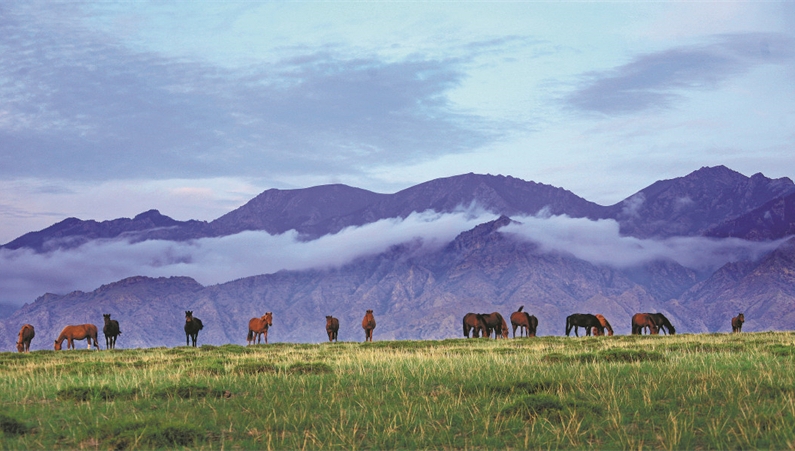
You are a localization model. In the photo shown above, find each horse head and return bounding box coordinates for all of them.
[264,312,273,326]
[185,311,193,321]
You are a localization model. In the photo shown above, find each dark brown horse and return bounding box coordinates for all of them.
[591,314,614,336]
[247,312,273,345]
[631,313,659,335]
[184,311,204,347]
[649,313,676,335]
[566,313,603,337]
[732,313,745,333]
[362,309,376,342]
[510,306,538,338]
[463,313,487,338]
[102,314,121,349]
[54,324,99,350]
[326,316,339,342]
[481,312,508,339]
[16,324,35,353]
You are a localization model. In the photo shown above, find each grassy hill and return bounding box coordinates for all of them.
[2,333,795,449]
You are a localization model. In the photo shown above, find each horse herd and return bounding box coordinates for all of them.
[12,307,748,353]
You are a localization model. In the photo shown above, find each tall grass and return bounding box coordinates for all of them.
[1,333,794,449]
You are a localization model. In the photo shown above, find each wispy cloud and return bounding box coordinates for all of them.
[0,3,496,182]
[566,33,795,115]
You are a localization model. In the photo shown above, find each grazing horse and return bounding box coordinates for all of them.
[184,311,204,347]
[16,324,35,353]
[102,314,121,350]
[362,310,376,342]
[631,313,659,335]
[565,313,603,337]
[649,313,676,335]
[463,313,487,338]
[510,306,538,338]
[326,316,339,342]
[732,313,745,333]
[54,324,99,350]
[481,312,509,339]
[247,312,273,345]
[591,314,614,336]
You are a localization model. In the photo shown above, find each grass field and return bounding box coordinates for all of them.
[2,332,795,450]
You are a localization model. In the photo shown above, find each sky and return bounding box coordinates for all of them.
[1,1,795,305]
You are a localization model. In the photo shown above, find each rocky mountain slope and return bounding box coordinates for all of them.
[2,165,795,349]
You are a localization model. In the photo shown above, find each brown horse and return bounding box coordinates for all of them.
[732,313,745,333]
[102,314,121,349]
[510,306,538,338]
[362,309,376,342]
[631,313,659,335]
[184,311,204,347]
[247,312,273,345]
[54,324,99,350]
[566,313,602,337]
[463,313,487,338]
[481,312,508,339]
[648,313,676,335]
[16,324,35,353]
[326,316,339,342]
[591,314,614,336]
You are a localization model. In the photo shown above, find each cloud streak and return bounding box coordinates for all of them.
[566,33,795,115]
[0,3,496,182]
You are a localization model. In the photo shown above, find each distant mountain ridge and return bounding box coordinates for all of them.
[4,166,794,252]
[3,165,795,350]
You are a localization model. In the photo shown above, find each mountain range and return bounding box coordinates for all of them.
[2,165,795,350]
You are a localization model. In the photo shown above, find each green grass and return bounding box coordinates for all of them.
[2,333,795,449]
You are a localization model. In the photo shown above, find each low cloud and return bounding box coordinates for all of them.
[503,213,785,270]
[0,208,497,306]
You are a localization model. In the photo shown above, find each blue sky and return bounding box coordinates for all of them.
[1,1,794,244]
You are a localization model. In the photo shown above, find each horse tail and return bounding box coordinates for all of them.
[463,317,468,337]
[196,318,204,330]
[247,329,253,342]
[565,316,571,336]
[518,305,524,312]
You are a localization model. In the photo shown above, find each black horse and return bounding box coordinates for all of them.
[102,313,121,349]
[184,311,204,347]
[565,313,603,337]
[649,313,676,335]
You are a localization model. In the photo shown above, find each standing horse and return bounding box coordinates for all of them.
[591,314,614,336]
[565,314,603,337]
[54,324,99,350]
[16,324,35,353]
[362,310,376,342]
[326,316,339,342]
[463,313,487,338]
[631,313,659,335]
[732,313,745,333]
[510,306,538,338]
[102,314,121,349]
[247,312,273,345]
[481,312,508,339]
[184,311,204,347]
[649,313,676,335]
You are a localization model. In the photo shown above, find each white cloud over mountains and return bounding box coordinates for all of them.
[0,207,786,308]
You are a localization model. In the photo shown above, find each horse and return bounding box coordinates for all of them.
[362,309,376,342]
[326,316,339,342]
[510,306,538,338]
[481,312,508,339]
[16,324,35,353]
[649,313,676,335]
[54,324,99,350]
[102,314,121,349]
[565,313,603,337]
[732,313,745,333]
[631,313,659,335]
[463,313,487,338]
[184,311,204,347]
[247,312,273,345]
[590,314,613,336]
